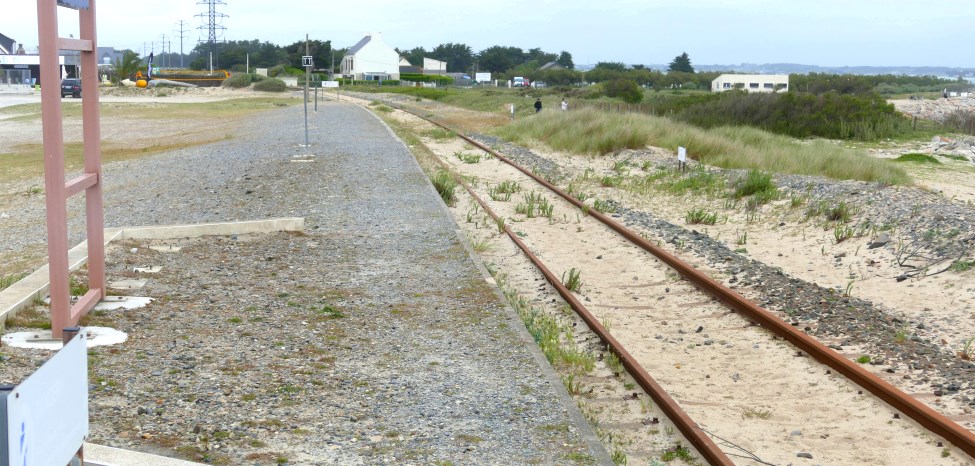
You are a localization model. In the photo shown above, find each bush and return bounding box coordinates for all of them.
[603,79,643,103]
[222,73,252,88]
[253,78,286,92]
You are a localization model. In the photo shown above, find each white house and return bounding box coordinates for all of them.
[712,74,789,93]
[340,32,399,81]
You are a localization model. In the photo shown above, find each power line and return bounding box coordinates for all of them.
[173,20,189,68]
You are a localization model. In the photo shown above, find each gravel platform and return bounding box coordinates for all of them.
[1,101,608,464]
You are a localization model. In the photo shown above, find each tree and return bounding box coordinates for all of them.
[283,39,332,70]
[525,47,557,66]
[604,79,643,103]
[430,43,474,73]
[556,51,574,70]
[112,50,142,84]
[398,46,427,66]
[595,61,627,72]
[668,52,694,73]
[477,46,524,73]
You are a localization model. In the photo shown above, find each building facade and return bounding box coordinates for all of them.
[711,74,789,93]
[341,33,399,81]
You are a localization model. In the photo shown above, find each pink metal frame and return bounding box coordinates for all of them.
[37,0,105,338]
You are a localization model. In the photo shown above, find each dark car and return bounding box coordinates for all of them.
[61,79,81,98]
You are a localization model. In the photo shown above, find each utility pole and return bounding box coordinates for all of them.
[160,34,167,68]
[174,20,189,68]
[303,34,310,146]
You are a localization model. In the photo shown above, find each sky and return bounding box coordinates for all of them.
[2,0,973,68]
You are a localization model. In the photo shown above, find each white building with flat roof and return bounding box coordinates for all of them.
[712,74,789,93]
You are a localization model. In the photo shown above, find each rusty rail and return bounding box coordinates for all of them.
[397,106,975,462]
[450,169,734,466]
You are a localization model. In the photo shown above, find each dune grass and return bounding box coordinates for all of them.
[494,108,911,185]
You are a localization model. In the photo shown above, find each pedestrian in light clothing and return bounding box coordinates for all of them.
[534,98,542,113]
[561,99,568,111]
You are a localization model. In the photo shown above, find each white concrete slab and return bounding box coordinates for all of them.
[133,266,162,274]
[84,442,203,466]
[3,326,127,349]
[93,296,153,311]
[148,244,182,253]
[107,279,147,291]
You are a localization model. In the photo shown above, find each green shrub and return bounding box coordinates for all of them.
[603,79,643,103]
[221,73,252,88]
[431,170,457,206]
[894,153,941,164]
[733,170,777,200]
[254,78,286,92]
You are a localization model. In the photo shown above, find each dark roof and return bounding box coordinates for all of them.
[345,35,373,56]
[399,65,422,74]
[0,33,15,55]
[538,61,564,71]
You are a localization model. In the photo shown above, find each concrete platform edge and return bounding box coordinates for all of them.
[359,101,612,464]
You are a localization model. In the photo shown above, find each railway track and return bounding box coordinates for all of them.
[350,95,975,465]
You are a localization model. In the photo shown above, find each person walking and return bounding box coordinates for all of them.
[534,98,542,113]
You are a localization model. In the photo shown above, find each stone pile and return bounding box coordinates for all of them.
[893,96,975,122]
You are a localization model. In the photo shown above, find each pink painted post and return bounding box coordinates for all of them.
[78,0,106,312]
[37,0,105,338]
[37,0,71,338]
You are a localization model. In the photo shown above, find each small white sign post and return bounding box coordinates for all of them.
[677,146,687,173]
[1,331,88,465]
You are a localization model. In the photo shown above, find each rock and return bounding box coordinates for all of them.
[868,233,891,249]
[797,452,813,459]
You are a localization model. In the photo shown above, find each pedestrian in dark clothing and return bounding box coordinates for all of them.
[534,98,542,113]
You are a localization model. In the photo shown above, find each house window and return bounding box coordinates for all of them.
[749,83,759,89]
[723,83,731,89]
[764,83,774,89]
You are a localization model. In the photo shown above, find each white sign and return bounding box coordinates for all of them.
[302,56,313,67]
[57,0,90,9]
[322,81,340,88]
[475,72,491,83]
[3,332,88,466]
[678,146,687,162]
[0,55,65,66]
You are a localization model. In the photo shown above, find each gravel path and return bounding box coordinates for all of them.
[1,101,609,464]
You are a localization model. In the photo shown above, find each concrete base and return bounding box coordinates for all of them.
[2,326,127,349]
[84,443,203,465]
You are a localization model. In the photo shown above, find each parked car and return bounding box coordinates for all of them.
[60,78,81,98]
[532,81,547,88]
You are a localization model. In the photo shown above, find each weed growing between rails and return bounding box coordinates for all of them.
[492,273,702,466]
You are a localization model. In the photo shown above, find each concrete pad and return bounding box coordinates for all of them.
[93,296,152,311]
[148,244,182,253]
[84,443,203,466]
[133,266,162,274]
[3,326,127,349]
[107,279,147,291]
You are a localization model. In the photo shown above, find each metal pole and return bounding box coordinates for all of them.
[303,34,309,146]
